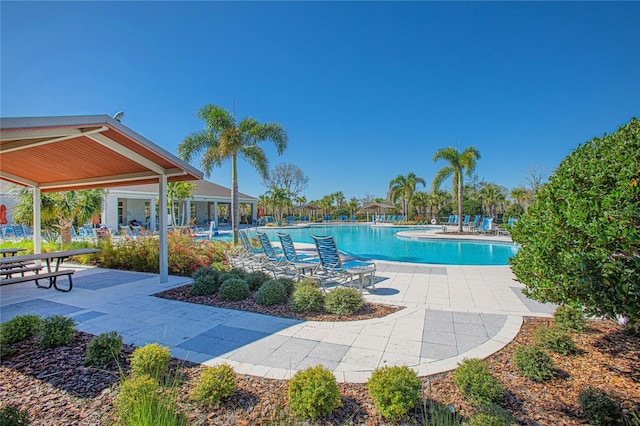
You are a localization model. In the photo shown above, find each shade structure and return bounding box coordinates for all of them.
[0,114,204,282]
[361,202,396,211]
[293,203,320,211]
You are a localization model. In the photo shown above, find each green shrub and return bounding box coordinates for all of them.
[579,388,623,425]
[218,278,250,302]
[367,365,421,422]
[468,405,515,426]
[276,277,296,296]
[513,345,555,382]
[130,343,171,379]
[85,331,123,366]
[254,280,288,306]
[190,363,236,407]
[220,268,246,282]
[38,315,76,349]
[325,287,363,315]
[0,404,31,425]
[294,278,319,291]
[98,232,232,277]
[290,285,324,312]
[533,326,578,355]
[246,271,271,291]
[287,365,341,419]
[0,314,41,346]
[190,266,221,295]
[114,374,187,426]
[452,359,504,405]
[503,203,525,221]
[422,400,462,425]
[554,305,586,333]
[510,118,640,325]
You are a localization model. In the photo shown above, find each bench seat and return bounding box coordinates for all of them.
[1,265,43,278]
[0,269,76,292]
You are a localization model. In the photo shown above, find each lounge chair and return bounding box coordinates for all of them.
[478,217,494,233]
[311,235,376,293]
[467,215,481,232]
[276,232,319,279]
[233,230,265,270]
[256,231,288,277]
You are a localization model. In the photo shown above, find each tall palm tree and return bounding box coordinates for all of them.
[388,173,426,220]
[432,146,481,232]
[179,104,288,243]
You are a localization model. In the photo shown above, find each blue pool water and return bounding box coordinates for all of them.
[250,224,518,265]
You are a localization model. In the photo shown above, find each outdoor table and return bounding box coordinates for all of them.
[0,248,101,291]
[0,247,26,257]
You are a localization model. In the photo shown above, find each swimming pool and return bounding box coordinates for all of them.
[251,224,518,265]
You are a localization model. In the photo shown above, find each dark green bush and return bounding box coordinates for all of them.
[38,315,76,349]
[190,363,236,407]
[533,326,578,355]
[510,118,640,325]
[190,266,221,295]
[254,279,288,306]
[220,268,246,283]
[218,278,250,302]
[0,404,31,426]
[452,358,504,405]
[276,277,296,296]
[290,285,324,312]
[554,305,586,333]
[579,388,623,425]
[287,365,341,419]
[245,271,271,291]
[325,287,363,315]
[130,343,171,379]
[0,315,41,346]
[367,365,421,421]
[513,345,555,382]
[85,331,123,366]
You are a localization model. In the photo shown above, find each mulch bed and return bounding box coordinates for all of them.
[155,283,404,321]
[1,317,638,424]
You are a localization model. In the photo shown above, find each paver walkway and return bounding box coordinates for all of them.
[0,262,554,383]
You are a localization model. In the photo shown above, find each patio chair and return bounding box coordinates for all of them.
[467,215,481,232]
[311,235,376,293]
[235,230,265,270]
[276,232,319,279]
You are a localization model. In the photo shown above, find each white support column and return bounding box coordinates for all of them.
[251,201,257,225]
[149,198,156,231]
[214,201,219,226]
[159,175,168,283]
[33,186,41,255]
[185,199,191,226]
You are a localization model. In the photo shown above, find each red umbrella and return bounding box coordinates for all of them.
[0,204,7,225]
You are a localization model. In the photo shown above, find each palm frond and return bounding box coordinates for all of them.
[201,149,227,176]
[179,130,218,162]
[460,146,481,176]
[432,166,454,192]
[240,145,269,179]
[432,147,460,166]
[249,122,288,154]
[198,104,235,133]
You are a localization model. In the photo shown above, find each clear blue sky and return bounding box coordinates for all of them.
[2,1,639,201]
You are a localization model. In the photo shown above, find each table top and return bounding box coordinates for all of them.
[0,248,26,256]
[0,248,101,265]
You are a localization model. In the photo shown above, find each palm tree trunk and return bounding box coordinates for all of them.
[60,219,73,246]
[458,175,463,233]
[231,154,239,244]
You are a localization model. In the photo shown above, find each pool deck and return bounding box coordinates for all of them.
[0,252,554,383]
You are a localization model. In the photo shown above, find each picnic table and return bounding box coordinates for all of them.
[0,247,26,257]
[0,248,101,292]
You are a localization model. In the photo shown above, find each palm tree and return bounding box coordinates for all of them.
[10,186,105,246]
[412,191,429,218]
[179,104,288,243]
[388,173,426,220]
[432,146,481,232]
[265,184,290,223]
[167,182,196,229]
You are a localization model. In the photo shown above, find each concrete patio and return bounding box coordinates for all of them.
[0,262,554,383]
